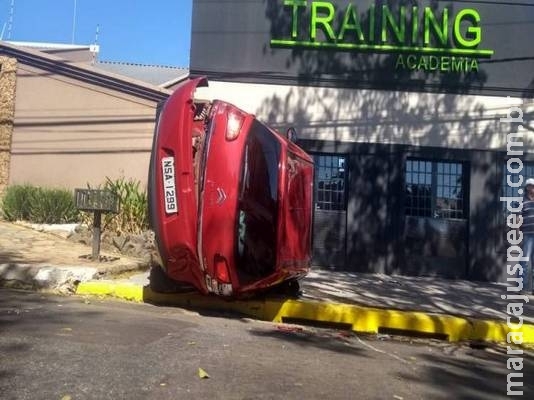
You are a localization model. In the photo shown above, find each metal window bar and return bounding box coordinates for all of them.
[405,159,466,220]
[314,155,347,211]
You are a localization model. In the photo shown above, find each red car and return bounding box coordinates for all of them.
[148,77,313,297]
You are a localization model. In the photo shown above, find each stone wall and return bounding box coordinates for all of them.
[0,56,17,195]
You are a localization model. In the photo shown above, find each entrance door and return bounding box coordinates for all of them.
[400,159,468,278]
[312,155,347,267]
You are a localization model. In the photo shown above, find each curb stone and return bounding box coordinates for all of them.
[0,264,99,292]
[76,280,534,345]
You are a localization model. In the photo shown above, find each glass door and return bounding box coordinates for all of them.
[312,154,347,267]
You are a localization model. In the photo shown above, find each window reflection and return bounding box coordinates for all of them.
[314,155,347,211]
[405,159,466,220]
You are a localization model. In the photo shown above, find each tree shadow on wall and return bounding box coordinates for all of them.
[259,0,515,282]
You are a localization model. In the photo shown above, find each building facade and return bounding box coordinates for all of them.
[0,42,173,191]
[189,0,534,282]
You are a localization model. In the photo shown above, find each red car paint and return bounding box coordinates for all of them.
[148,77,313,297]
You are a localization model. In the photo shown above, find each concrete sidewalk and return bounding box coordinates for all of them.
[1,220,532,343]
[0,221,147,291]
[302,269,534,323]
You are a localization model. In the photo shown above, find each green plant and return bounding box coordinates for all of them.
[1,184,39,221]
[28,187,80,224]
[81,177,148,235]
[0,184,79,223]
[1,179,148,230]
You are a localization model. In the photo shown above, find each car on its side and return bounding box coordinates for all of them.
[148,77,313,297]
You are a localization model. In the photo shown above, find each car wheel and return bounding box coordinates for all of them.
[148,264,196,293]
[269,279,302,298]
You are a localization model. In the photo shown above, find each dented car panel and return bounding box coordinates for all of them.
[148,77,313,297]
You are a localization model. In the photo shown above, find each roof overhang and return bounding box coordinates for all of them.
[0,41,172,103]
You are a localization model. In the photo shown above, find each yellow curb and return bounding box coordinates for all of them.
[76,281,534,344]
[77,281,144,302]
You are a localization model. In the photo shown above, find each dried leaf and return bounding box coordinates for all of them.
[198,367,210,379]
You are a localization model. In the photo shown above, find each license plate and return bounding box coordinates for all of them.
[161,157,178,214]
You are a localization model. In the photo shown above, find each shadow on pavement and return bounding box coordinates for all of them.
[302,268,534,323]
[248,325,368,356]
[397,345,534,399]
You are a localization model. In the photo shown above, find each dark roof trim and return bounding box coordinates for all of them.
[190,69,534,99]
[97,60,188,70]
[0,42,172,103]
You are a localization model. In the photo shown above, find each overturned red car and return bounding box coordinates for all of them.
[148,77,313,297]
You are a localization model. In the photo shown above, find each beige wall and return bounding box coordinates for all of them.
[10,63,160,190]
[8,68,532,192]
[196,81,533,153]
[0,56,17,194]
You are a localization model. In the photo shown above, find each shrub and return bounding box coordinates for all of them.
[1,184,79,223]
[81,177,149,235]
[105,176,149,235]
[2,178,148,234]
[28,187,80,224]
[1,184,39,221]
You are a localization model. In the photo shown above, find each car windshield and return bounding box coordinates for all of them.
[236,120,281,285]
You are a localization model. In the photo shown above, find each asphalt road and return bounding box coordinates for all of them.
[0,289,531,400]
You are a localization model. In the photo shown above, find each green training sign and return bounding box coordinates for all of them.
[270,0,494,73]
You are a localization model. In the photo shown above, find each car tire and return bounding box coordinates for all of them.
[148,264,196,293]
[269,279,302,298]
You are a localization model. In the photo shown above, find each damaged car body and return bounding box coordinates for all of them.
[148,77,314,297]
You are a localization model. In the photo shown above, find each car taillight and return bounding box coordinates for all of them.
[214,255,231,283]
[225,108,245,141]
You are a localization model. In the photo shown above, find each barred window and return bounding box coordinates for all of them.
[405,160,432,217]
[405,159,467,219]
[436,162,465,219]
[314,155,347,211]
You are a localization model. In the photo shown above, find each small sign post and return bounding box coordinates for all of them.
[74,189,119,261]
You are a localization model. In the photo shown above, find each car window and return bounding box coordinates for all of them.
[236,120,281,285]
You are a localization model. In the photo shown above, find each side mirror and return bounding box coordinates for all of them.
[286,127,298,143]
